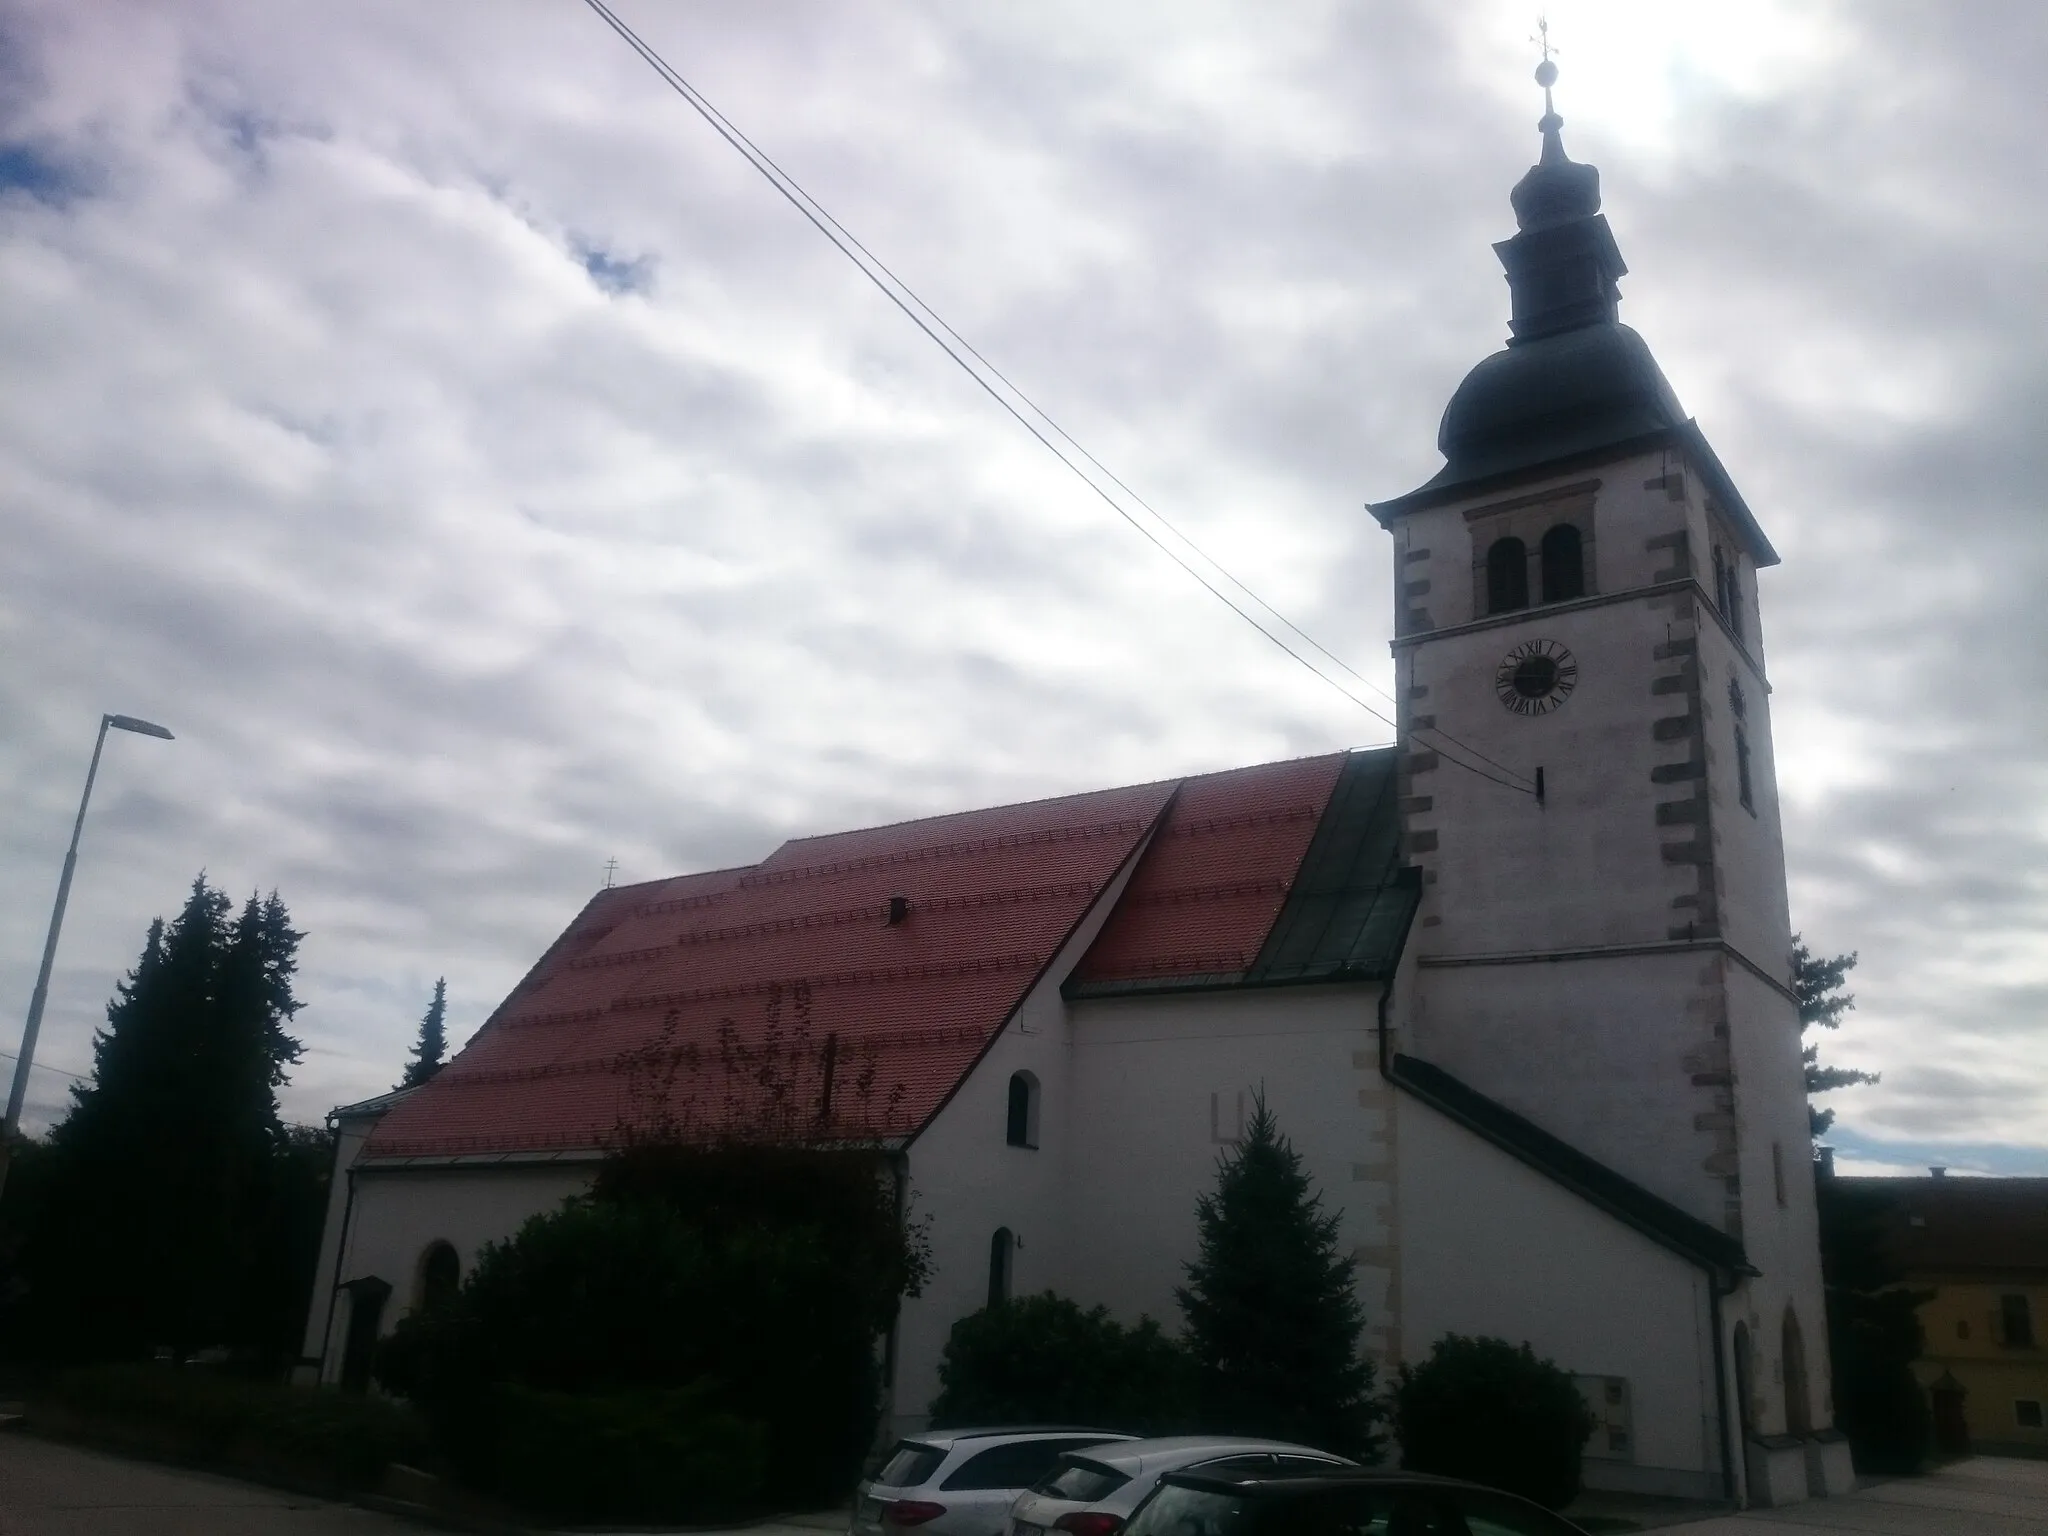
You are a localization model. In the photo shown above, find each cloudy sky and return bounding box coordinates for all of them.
[2,0,2041,1174]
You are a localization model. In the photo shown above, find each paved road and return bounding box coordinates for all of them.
[1670,1456,2048,1535]
[3,1429,2042,1536]
[0,1433,421,1535]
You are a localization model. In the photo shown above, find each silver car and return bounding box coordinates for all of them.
[1007,1436,1354,1536]
[853,1428,1138,1536]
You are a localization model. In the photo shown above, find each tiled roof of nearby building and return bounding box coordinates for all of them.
[1066,748,1415,998]
[1835,1175,2048,1278]
[1389,1054,1753,1275]
[361,751,1416,1162]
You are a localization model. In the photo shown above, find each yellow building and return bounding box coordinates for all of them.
[1851,1173,2048,1458]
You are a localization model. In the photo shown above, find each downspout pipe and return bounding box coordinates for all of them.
[318,1160,359,1387]
[1710,1269,1741,1505]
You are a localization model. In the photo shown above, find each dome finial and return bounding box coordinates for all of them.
[1530,16,1566,164]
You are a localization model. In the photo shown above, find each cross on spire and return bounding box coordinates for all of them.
[1531,16,1561,118]
[603,857,618,889]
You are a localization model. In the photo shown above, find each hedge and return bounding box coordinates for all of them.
[29,1363,429,1493]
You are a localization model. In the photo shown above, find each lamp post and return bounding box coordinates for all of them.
[0,713,174,1201]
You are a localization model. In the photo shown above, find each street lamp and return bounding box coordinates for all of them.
[0,713,175,1196]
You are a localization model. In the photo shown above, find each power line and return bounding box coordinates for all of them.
[579,0,1536,797]
[0,1048,87,1083]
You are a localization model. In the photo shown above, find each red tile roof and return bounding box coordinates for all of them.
[1837,1176,2048,1278]
[362,755,1355,1160]
[1071,754,1347,988]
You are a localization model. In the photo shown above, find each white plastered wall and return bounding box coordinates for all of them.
[1396,1092,1724,1500]
[314,1160,594,1384]
[887,822,1160,1432]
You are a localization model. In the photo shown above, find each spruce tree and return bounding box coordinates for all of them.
[399,977,449,1088]
[1794,935,1875,1138]
[24,877,307,1360]
[1176,1093,1384,1459]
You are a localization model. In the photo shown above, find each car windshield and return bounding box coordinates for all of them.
[1126,1484,1255,1536]
[1034,1456,1131,1500]
[874,1442,945,1488]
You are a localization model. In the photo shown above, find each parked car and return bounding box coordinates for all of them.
[1010,1436,1353,1536]
[1121,1466,1590,1536]
[854,1428,1140,1536]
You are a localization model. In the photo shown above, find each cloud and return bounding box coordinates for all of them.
[0,0,2041,1170]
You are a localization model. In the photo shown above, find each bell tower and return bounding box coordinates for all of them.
[1370,59,1830,1445]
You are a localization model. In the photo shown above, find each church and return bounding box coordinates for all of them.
[300,72,1854,1509]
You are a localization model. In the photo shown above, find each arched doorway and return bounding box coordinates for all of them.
[417,1240,460,1312]
[338,1276,391,1393]
[1782,1307,1813,1436]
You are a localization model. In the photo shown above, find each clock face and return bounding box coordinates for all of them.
[1495,638,1578,716]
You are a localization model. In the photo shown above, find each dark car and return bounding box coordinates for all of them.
[1121,1465,1589,1536]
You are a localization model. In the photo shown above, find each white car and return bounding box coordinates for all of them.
[853,1428,1139,1536]
[1007,1436,1354,1536]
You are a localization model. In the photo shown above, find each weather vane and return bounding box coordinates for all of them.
[603,857,618,889]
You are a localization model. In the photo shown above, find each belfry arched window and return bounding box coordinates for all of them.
[1486,537,1529,614]
[987,1227,1014,1309]
[1005,1071,1040,1149]
[1540,524,1585,602]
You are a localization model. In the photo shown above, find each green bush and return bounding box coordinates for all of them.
[36,1363,428,1490]
[378,1142,927,1512]
[484,1384,764,1524]
[1394,1335,1596,1510]
[930,1292,1197,1434]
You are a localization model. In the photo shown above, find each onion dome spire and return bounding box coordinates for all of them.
[1495,54,1625,342]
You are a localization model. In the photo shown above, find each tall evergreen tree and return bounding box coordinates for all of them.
[1176,1094,1384,1459]
[20,877,308,1361]
[399,977,449,1089]
[1794,935,1876,1138]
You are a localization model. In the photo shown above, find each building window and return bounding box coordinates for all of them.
[1958,1320,1971,1340]
[1005,1071,1039,1149]
[2002,1294,2036,1347]
[1772,1142,1788,1207]
[1713,543,1746,642]
[2019,1400,2045,1429]
[417,1241,460,1312]
[1735,727,1755,814]
[1540,524,1585,603]
[987,1227,1014,1309]
[1486,537,1529,614]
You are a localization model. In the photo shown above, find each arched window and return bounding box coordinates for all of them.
[1782,1307,1812,1435]
[1486,537,1529,614]
[417,1240,460,1312]
[1005,1071,1040,1149]
[1714,544,1746,642]
[1540,524,1585,603]
[987,1227,1014,1309]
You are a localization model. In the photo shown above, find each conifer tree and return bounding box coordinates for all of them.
[399,977,449,1089]
[23,877,308,1360]
[1176,1093,1384,1459]
[1794,935,1875,1138]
